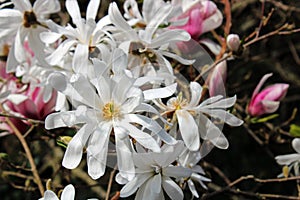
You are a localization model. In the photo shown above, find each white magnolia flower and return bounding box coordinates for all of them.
[41,0,112,77]
[178,149,211,198]
[120,142,192,200]
[39,184,98,200]
[275,138,300,177]
[45,71,176,181]
[109,2,194,76]
[156,81,243,151]
[0,0,60,71]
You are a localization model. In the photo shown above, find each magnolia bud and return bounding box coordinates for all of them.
[248,73,289,116]
[227,34,240,52]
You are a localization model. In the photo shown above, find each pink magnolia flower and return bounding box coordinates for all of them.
[171,0,223,39]
[248,73,289,117]
[8,85,57,120]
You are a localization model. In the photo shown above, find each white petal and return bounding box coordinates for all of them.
[86,122,111,179]
[11,0,32,12]
[148,30,190,49]
[143,83,177,100]
[202,95,237,109]
[66,0,82,30]
[115,126,135,182]
[188,179,199,198]
[14,26,27,63]
[161,50,195,65]
[201,109,243,126]
[63,124,93,169]
[121,122,161,152]
[150,174,162,194]
[6,94,28,105]
[189,82,202,107]
[142,4,172,43]
[124,114,177,145]
[33,0,61,16]
[162,176,183,200]
[40,31,62,44]
[72,43,89,74]
[108,2,132,32]
[61,184,75,200]
[86,0,100,20]
[0,9,22,39]
[163,166,192,179]
[112,48,127,76]
[293,138,300,153]
[46,39,77,66]
[120,173,152,197]
[275,154,300,165]
[43,190,59,200]
[28,28,48,66]
[176,110,200,151]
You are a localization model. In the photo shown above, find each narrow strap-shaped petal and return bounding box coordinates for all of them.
[163,166,192,179]
[72,43,89,74]
[176,110,200,151]
[275,154,300,165]
[33,0,61,16]
[115,126,135,182]
[124,114,177,145]
[121,122,161,152]
[148,30,190,49]
[120,173,152,197]
[142,3,172,43]
[86,122,111,179]
[66,0,83,31]
[11,0,32,12]
[86,0,100,20]
[62,124,94,169]
[162,176,184,200]
[143,83,177,100]
[60,184,75,200]
[200,109,243,126]
[189,82,202,107]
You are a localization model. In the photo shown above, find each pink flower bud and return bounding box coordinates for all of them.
[170,1,223,39]
[248,73,289,117]
[226,34,240,52]
[209,60,227,97]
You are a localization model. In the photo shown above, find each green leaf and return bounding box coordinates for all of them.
[250,114,279,124]
[289,124,300,137]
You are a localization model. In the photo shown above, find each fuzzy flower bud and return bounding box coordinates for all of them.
[248,73,289,117]
[226,34,240,52]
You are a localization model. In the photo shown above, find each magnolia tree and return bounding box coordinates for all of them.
[0,0,298,199]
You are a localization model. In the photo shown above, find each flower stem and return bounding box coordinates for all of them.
[0,104,45,196]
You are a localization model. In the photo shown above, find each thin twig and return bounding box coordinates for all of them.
[0,104,44,196]
[216,0,231,60]
[0,113,44,124]
[203,161,231,185]
[105,165,117,200]
[202,175,300,199]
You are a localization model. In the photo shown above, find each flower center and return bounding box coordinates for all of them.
[172,92,188,110]
[23,11,38,28]
[102,102,120,120]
